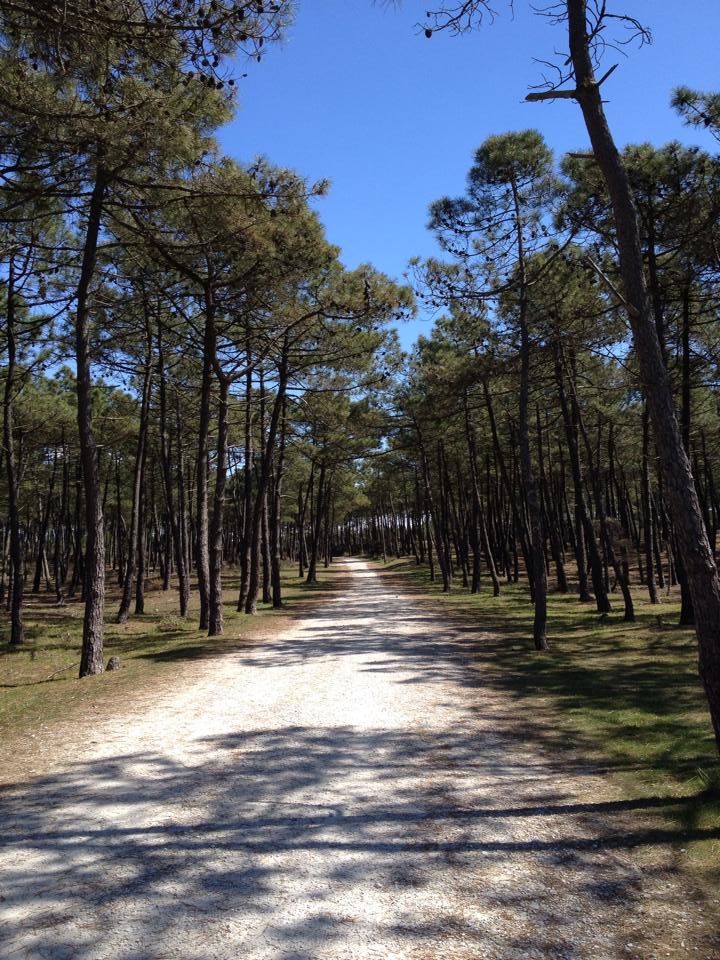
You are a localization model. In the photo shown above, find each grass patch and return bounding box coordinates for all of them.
[0,565,336,743]
[379,557,720,881]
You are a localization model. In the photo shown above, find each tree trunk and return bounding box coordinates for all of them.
[567,0,720,748]
[511,173,548,649]
[33,452,58,594]
[117,336,152,623]
[271,395,288,608]
[554,340,610,611]
[463,391,501,596]
[3,258,24,646]
[157,323,189,617]
[237,356,254,611]
[246,357,288,609]
[208,377,229,635]
[195,284,216,630]
[306,460,326,586]
[76,164,108,677]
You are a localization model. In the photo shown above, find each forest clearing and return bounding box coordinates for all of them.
[2,0,720,957]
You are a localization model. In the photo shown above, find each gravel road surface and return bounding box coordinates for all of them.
[0,558,716,959]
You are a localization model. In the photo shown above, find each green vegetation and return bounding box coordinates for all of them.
[1,0,720,888]
[382,558,720,876]
[0,567,336,740]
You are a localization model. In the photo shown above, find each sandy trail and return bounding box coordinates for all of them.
[0,558,716,959]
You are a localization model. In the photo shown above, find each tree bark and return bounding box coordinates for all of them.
[246,356,288,609]
[208,376,229,635]
[76,164,108,677]
[3,258,24,646]
[463,391,501,596]
[157,323,189,617]
[195,283,216,630]
[116,333,152,623]
[510,173,548,649]
[270,394,287,608]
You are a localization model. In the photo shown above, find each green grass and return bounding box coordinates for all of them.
[0,565,336,739]
[379,557,720,880]
[3,555,718,883]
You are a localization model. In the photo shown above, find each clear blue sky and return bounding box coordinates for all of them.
[219,1,719,349]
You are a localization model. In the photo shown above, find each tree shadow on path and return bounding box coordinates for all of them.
[1,560,718,959]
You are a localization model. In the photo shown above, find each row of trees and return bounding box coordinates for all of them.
[0,0,411,672]
[3,0,720,757]
[355,122,720,743]
[390,0,720,754]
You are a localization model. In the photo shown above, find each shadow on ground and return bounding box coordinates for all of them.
[0,561,718,959]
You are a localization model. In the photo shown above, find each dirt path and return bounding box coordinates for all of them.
[0,558,716,959]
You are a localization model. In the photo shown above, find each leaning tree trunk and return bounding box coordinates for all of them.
[566,0,720,749]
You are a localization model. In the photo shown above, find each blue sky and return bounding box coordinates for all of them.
[219,1,719,349]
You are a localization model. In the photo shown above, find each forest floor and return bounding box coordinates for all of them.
[0,566,338,778]
[1,557,719,959]
[385,558,720,881]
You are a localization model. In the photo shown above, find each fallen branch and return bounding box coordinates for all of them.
[45,662,77,682]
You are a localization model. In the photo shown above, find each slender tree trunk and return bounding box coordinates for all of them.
[306,460,326,586]
[135,479,146,615]
[237,354,254,610]
[33,452,58,594]
[511,174,548,649]
[195,283,216,630]
[297,474,311,579]
[259,371,272,604]
[246,357,288,610]
[208,377,229,635]
[157,323,189,617]
[415,422,451,591]
[3,258,24,646]
[641,407,659,605]
[463,391,501,596]
[576,399,634,621]
[554,340,609,611]
[76,164,108,677]
[482,379,532,590]
[53,440,69,606]
[538,407,568,593]
[116,338,152,623]
[271,395,287,608]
